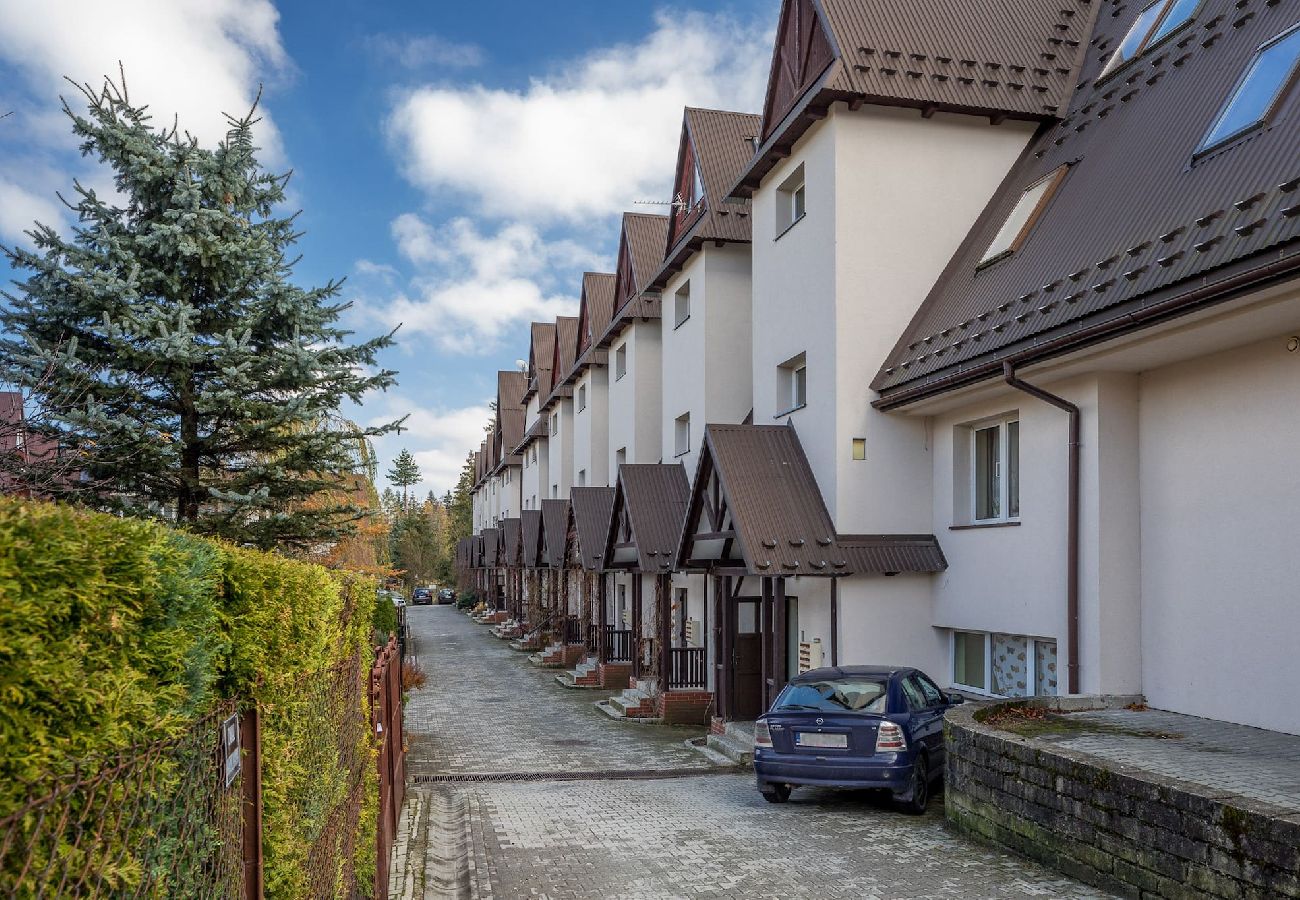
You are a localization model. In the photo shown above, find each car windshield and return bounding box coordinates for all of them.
[773,678,889,714]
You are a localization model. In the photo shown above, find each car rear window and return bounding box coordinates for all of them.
[773,679,889,714]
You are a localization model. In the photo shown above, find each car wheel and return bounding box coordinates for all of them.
[898,757,929,815]
[761,783,792,804]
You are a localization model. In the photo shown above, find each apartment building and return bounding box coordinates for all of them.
[460,0,1300,735]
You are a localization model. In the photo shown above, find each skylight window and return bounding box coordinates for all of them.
[1197,24,1300,155]
[1098,0,1200,81]
[979,167,1068,266]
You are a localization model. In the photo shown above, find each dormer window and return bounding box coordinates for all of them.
[1098,0,1201,81]
[691,163,705,208]
[978,166,1068,267]
[1196,24,1300,156]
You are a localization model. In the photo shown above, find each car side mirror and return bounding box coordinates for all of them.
[946,693,965,705]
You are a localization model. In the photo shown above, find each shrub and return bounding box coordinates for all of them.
[401,659,428,692]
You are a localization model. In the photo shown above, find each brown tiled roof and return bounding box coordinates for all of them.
[653,108,760,288]
[524,321,556,402]
[873,0,1300,405]
[732,0,1095,197]
[569,487,616,571]
[500,517,521,567]
[836,534,947,574]
[606,464,690,573]
[678,424,842,575]
[482,528,499,567]
[608,213,671,329]
[497,370,527,463]
[520,510,545,568]
[541,498,571,568]
[544,316,579,406]
[471,534,485,568]
[578,273,616,355]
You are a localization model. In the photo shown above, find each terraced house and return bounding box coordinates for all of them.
[458,0,1300,738]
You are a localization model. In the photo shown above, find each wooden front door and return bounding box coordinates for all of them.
[732,598,764,720]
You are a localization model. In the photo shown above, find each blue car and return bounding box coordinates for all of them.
[753,665,964,813]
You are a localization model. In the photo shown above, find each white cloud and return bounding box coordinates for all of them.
[385,9,771,223]
[353,259,400,283]
[367,396,494,498]
[0,0,289,154]
[365,33,484,69]
[376,215,606,352]
[0,174,68,243]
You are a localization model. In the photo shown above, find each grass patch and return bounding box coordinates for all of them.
[983,705,1183,740]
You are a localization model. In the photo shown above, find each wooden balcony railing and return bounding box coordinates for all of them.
[668,646,707,690]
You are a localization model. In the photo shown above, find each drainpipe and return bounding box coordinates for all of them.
[1002,361,1080,695]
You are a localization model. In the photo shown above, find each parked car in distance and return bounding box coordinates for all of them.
[389,593,406,608]
[437,588,456,604]
[753,665,963,813]
[412,587,433,605]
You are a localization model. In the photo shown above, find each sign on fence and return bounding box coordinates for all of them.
[222,713,242,788]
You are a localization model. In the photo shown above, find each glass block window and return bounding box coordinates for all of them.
[1035,640,1059,697]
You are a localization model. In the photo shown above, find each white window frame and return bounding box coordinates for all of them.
[775,163,807,238]
[577,384,587,412]
[577,469,586,487]
[614,343,627,381]
[775,352,807,416]
[949,630,1058,699]
[550,413,559,436]
[969,415,1019,524]
[674,412,691,458]
[673,281,691,329]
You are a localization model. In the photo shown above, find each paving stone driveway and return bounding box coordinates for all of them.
[393,606,1112,899]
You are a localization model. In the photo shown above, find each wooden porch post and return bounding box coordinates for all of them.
[658,574,671,688]
[597,572,608,661]
[774,577,788,695]
[830,577,839,666]
[631,574,643,679]
[761,577,773,709]
[716,576,729,719]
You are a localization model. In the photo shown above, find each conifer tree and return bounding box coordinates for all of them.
[0,74,400,548]
[386,448,421,507]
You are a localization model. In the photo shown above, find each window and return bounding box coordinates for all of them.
[577,384,587,412]
[776,352,807,415]
[951,631,1058,698]
[691,163,705,209]
[673,281,691,329]
[674,413,691,457]
[577,469,586,487]
[1197,24,1300,155]
[971,417,1019,522]
[550,413,559,436]
[614,343,627,380]
[979,167,1067,265]
[1098,0,1201,81]
[616,447,626,467]
[775,163,806,236]
[551,484,558,498]
[851,438,867,461]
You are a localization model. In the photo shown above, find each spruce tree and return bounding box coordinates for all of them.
[386,448,421,506]
[0,75,400,548]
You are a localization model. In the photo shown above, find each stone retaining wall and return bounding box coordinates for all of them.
[945,699,1300,899]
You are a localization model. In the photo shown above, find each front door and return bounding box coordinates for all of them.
[732,598,764,720]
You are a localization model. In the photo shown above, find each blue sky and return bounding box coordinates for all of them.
[0,0,773,497]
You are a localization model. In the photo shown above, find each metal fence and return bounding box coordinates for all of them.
[1,638,405,899]
[0,700,245,899]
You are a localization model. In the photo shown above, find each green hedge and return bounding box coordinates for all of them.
[0,499,381,896]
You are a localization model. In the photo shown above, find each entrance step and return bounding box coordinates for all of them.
[706,721,755,767]
[594,697,664,725]
[555,656,601,689]
[595,678,660,721]
[685,736,740,768]
[528,642,567,668]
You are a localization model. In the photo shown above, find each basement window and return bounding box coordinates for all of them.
[1196,24,1300,156]
[951,631,1058,698]
[978,167,1067,267]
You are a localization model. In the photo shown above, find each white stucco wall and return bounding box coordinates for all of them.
[573,366,611,487]
[498,463,522,519]
[543,397,574,499]
[607,319,664,475]
[1138,335,1300,734]
[750,105,1035,537]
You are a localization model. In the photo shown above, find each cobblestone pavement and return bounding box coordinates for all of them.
[1036,708,1300,813]
[403,605,707,776]
[393,605,1112,899]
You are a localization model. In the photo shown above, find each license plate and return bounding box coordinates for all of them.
[795,732,847,749]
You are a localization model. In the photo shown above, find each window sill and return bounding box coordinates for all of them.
[673,314,691,331]
[774,213,806,242]
[948,520,1021,531]
[773,403,806,418]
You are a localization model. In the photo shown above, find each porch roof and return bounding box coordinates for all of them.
[520,509,545,568]
[605,464,690,573]
[482,528,500,567]
[500,517,521,567]
[569,486,616,571]
[541,498,571,568]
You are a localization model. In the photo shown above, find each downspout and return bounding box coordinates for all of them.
[1002,361,1080,695]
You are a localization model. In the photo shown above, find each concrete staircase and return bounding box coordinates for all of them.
[555,655,601,689]
[595,678,660,721]
[528,641,567,668]
[703,720,756,767]
[508,631,542,652]
[490,619,522,640]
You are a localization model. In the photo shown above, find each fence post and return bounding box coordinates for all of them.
[240,706,264,900]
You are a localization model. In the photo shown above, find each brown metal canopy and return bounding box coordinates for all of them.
[568,487,616,571]
[541,498,571,569]
[605,464,690,573]
[500,517,521,567]
[520,509,545,568]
